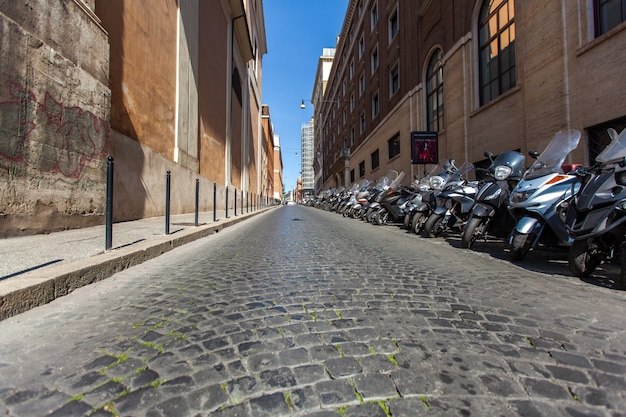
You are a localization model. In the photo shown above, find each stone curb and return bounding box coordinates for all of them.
[0,208,274,321]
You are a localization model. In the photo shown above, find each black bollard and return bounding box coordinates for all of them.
[234,188,237,216]
[105,156,114,250]
[213,182,217,222]
[165,171,171,235]
[194,179,199,227]
[226,186,229,218]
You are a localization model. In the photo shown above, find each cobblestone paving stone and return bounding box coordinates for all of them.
[1,206,626,416]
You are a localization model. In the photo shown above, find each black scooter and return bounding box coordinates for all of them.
[566,128,626,288]
[461,150,525,249]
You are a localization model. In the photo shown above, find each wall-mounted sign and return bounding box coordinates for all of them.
[411,131,438,164]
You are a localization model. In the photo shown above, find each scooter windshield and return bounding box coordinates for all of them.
[523,129,581,180]
[596,128,626,164]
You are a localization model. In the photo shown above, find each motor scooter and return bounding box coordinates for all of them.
[461,150,525,249]
[423,163,477,238]
[507,129,581,261]
[407,161,460,235]
[566,127,626,286]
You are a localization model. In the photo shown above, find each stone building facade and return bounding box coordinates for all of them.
[0,0,268,236]
[317,0,626,190]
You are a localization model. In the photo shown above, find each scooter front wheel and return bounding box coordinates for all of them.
[423,212,445,238]
[568,239,602,277]
[462,216,486,250]
[412,212,427,235]
[509,230,533,261]
[403,213,412,229]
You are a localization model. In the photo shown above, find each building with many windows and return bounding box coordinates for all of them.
[301,118,315,199]
[316,0,626,190]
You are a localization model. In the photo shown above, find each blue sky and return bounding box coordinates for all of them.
[262,0,349,193]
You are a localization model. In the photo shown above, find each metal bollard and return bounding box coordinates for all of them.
[105,156,114,250]
[226,186,229,218]
[234,188,237,216]
[213,182,217,222]
[165,171,171,235]
[194,179,199,227]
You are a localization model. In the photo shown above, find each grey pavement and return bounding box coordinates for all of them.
[0,205,625,417]
[0,206,274,320]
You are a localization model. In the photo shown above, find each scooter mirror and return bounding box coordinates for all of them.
[529,151,540,159]
[484,151,494,161]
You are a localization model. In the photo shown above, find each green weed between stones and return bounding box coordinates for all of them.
[284,392,294,409]
[419,395,431,410]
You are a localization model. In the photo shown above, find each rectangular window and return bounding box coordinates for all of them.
[359,72,365,96]
[350,60,355,79]
[350,169,355,183]
[372,91,380,118]
[350,127,355,145]
[389,6,399,42]
[390,63,399,96]
[359,161,365,178]
[371,1,378,30]
[371,149,380,170]
[388,133,401,159]
[371,45,379,73]
[595,0,626,36]
[358,35,365,58]
[350,94,355,112]
[360,112,366,133]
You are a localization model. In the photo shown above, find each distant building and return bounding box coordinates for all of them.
[273,133,284,202]
[301,118,315,198]
[311,48,336,194]
[316,0,626,190]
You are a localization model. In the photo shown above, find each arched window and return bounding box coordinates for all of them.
[478,0,516,105]
[426,49,444,132]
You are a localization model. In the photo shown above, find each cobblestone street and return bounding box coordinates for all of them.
[1,206,625,416]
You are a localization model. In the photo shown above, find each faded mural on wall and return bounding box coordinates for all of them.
[0,81,110,179]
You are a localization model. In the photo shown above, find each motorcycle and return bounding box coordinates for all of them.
[507,129,581,261]
[423,162,478,238]
[566,127,626,286]
[461,150,525,249]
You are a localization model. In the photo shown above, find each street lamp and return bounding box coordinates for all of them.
[300,98,354,109]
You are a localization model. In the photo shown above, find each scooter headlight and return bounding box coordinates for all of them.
[430,176,445,190]
[418,184,430,192]
[510,189,535,203]
[494,165,512,181]
[484,188,502,201]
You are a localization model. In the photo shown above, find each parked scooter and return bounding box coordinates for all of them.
[566,128,626,286]
[507,129,581,261]
[423,163,477,238]
[461,150,525,249]
[371,172,407,225]
[365,171,403,223]
[407,161,459,235]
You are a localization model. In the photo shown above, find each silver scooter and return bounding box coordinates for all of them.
[507,129,582,261]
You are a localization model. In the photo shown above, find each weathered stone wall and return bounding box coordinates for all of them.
[0,0,110,237]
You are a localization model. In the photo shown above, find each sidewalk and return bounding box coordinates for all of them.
[0,207,275,320]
